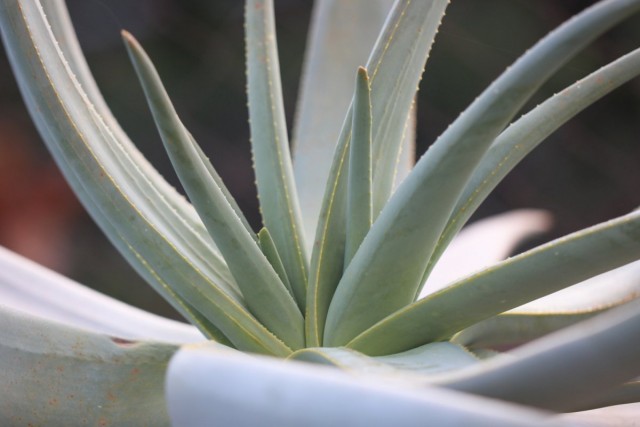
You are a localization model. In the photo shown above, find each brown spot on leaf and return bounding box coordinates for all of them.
[110,337,138,347]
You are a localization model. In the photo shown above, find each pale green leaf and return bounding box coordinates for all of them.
[324,0,640,347]
[167,342,559,427]
[246,0,309,308]
[124,32,304,350]
[0,306,175,426]
[292,0,396,248]
[347,209,640,355]
[421,45,640,292]
[345,67,373,266]
[437,299,640,412]
[0,0,291,356]
[308,0,448,348]
[258,227,294,298]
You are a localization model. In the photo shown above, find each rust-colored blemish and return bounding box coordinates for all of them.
[106,391,116,402]
[55,366,64,373]
[98,417,109,427]
[110,337,138,347]
[130,367,140,377]
[48,398,58,406]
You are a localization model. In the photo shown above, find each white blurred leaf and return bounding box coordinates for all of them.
[0,246,203,344]
[420,209,552,298]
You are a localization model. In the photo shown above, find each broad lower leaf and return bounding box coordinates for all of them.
[246,0,309,308]
[0,0,290,356]
[345,67,373,266]
[0,306,176,426]
[292,0,396,248]
[324,0,640,347]
[166,342,559,427]
[0,246,204,344]
[124,32,304,351]
[438,299,640,412]
[308,0,448,348]
[421,44,640,292]
[347,209,640,355]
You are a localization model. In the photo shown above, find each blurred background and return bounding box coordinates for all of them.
[0,0,638,320]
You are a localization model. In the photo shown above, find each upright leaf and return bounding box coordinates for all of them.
[345,67,373,265]
[420,45,640,294]
[292,0,396,248]
[347,209,640,355]
[323,0,640,346]
[307,0,448,347]
[246,0,309,308]
[124,32,304,350]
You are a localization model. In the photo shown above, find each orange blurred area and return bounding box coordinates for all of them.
[0,114,82,273]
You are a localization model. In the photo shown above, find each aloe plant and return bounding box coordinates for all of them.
[1,0,640,425]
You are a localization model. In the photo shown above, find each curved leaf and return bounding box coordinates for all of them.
[438,299,640,412]
[452,260,640,351]
[39,0,237,290]
[421,45,640,292]
[324,0,640,347]
[348,209,640,355]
